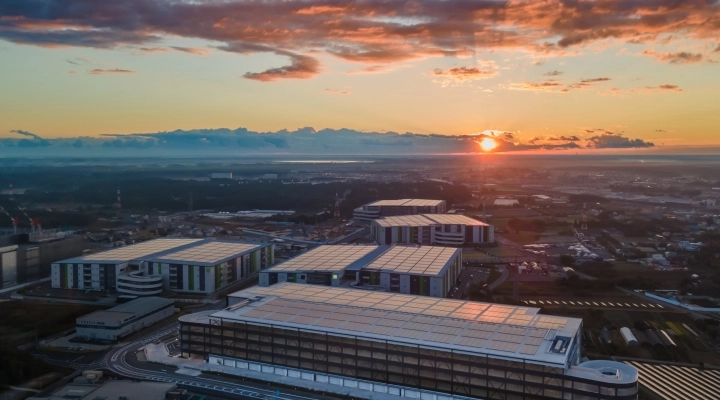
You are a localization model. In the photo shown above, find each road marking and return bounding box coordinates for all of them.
[608,302,615,306]
[561,301,567,305]
[625,303,631,307]
[569,301,575,305]
[600,302,607,306]
[592,302,599,306]
[553,301,560,305]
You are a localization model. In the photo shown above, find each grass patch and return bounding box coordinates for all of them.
[485,246,525,258]
[0,301,102,347]
[501,232,541,245]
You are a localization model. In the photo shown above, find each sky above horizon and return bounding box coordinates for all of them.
[1,0,719,151]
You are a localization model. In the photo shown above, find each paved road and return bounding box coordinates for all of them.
[33,303,342,400]
[488,265,509,291]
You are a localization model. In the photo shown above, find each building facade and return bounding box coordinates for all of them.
[52,238,274,296]
[76,297,174,341]
[180,284,638,400]
[371,214,494,246]
[0,232,83,288]
[353,199,447,220]
[259,245,462,298]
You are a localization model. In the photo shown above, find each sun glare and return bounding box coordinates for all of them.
[479,137,497,152]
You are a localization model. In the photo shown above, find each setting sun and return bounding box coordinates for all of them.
[479,137,497,152]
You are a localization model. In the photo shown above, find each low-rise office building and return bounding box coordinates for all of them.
[353,199,446,220]
[51,238,274,296]
[180,284,638,400]
[371,214,494,246]
[259,244,462,297]
[76,297,174,341]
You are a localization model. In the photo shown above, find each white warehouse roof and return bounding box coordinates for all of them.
[151,241,269,266]
[373,214,489,228]
[60,238,203,264]
[368,199,445,207]
[215,283,581,367]
[264,245,460,277]
[362,246,460,276]
[267,245,382,273]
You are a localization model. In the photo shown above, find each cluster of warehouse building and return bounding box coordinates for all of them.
[43,197,639,399]
[52,238,274,296]
[180,283,638,400]
[259,244,462,297]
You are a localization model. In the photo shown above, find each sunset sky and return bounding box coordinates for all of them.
[1,0,719,151]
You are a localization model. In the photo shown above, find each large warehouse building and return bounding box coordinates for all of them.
[353,199,446,220]
[76,296,174,341]
[0,232,83,289]
[259,245,462,297]
[371,214,494,246]
[180,284,638,400]
[52,238,274,296]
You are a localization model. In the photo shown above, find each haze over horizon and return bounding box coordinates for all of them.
[1,0,720,152]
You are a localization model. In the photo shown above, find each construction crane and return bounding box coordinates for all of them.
[0,206,18,234]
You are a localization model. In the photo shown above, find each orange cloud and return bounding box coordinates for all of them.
[2,0,720,81]
[647,84,683,92]
[325,89,351,95]
[88,68,135,74]
[641,50,703,64]
[432,66,497,81]
[509,80,564,91]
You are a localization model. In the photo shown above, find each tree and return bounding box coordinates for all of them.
[560,254,575,267]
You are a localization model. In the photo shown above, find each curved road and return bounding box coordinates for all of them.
[35,319,339,400]
[487,265,509,291]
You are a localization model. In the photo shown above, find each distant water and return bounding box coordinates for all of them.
[275,160,374,164]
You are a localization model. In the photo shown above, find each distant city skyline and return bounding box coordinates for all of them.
[1,0,719,148]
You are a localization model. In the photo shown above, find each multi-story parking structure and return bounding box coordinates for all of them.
[259,245,462,297]
[179,284,638,400]
[353,199,446,220]
[371,214,494,246]
[51,238,273,296]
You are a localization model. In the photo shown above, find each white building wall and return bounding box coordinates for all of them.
[205,265,215,294]
[51,263,60,288]
[430,276,443,297]
[399,274,411,294]
[259,272,270,287]
[380,272,391,291]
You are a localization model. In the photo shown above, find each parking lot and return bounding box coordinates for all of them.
[522,299,664,309]
[165,337,182,356]
[447,267,490,299]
